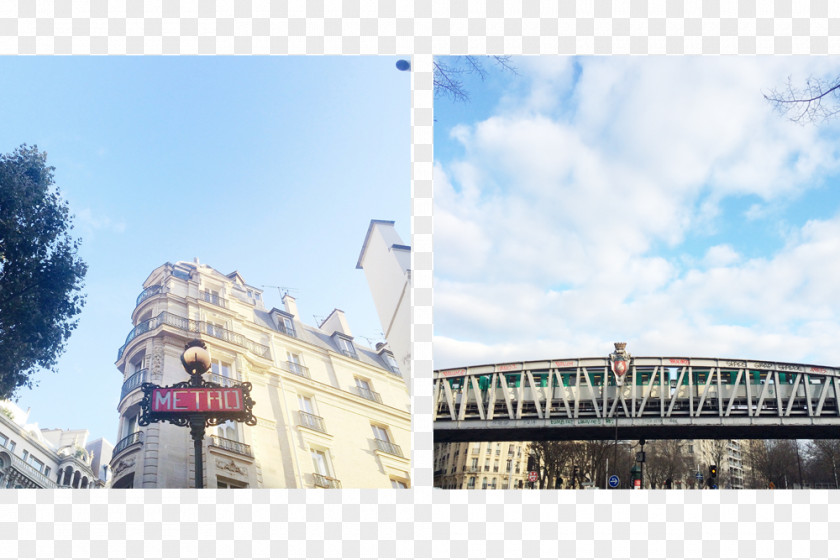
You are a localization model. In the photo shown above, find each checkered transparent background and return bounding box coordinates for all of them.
[3,0,840,558]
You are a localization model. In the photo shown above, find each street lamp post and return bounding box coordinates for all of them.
[139,339,257,489]
[181,340,212,489]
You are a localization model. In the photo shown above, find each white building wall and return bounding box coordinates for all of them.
[356,220,411,385]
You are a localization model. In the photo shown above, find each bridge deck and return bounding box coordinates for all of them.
[434,356,840,441]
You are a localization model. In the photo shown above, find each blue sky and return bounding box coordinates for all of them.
[434,56,840,369]
[1,56,409,443]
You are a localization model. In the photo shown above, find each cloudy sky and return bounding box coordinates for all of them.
[434,56,840,370]
[1,57,409,442]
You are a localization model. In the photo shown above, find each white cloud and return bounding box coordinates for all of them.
[434,57,840,369]
[75,208,126,236]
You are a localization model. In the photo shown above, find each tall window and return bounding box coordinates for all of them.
[299,396,315,415]
[211,359,232,379]
[124,414,139,438]
[371,424,390,443]
[203,289,221,306]
[311,449,330,476]
[287,353,303,374]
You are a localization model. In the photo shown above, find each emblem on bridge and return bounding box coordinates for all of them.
[609,342,631,386]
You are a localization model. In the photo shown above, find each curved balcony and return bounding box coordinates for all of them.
[136,285,163,307]
[10,455,57,488]
[120,369,149,402]
[117,311,271,361]
[112,431,143,457]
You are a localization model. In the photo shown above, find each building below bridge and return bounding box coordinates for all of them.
[433,441,531,489]
[111,260,410,488]
[0,400,110,489]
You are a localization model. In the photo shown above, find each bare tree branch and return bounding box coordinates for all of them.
[764,74,840,124]
[434,56,518,103]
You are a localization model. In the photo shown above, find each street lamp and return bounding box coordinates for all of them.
[139,339,256,489]
[182,339,211,488]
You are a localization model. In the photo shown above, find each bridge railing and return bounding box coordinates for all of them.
[434,357,840,423]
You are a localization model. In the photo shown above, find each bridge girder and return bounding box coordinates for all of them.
[434,356,840,441]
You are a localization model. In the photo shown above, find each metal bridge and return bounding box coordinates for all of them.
[433,351,840,442]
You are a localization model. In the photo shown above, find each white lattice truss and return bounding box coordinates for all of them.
[434,357,840,423]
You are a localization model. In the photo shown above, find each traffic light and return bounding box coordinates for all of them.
[709,465,717,478]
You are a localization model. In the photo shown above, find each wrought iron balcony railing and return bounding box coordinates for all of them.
[10,455,57,488]
[136,285,163,307]
[312,473,341,488]
[120,369,149,401]
[374,438,404,458]
[205,373,239,388]
[298,411,327,433]
[353,386,382,404]
[209,435,253,457]
[113,431,143,456]
[117,311,271,361]
[282,361,310,379]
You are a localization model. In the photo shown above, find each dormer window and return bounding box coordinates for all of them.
[273,311,296,338]
[334,336,357,359]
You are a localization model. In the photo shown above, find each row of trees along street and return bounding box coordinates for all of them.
[525,439,840,489]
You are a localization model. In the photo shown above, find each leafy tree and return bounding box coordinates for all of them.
[0,145,87,398]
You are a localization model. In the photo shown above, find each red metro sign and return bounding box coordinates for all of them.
[151,387,245,414]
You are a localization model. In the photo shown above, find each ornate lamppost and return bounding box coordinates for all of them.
[139,339,256,489]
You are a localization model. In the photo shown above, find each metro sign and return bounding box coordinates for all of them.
[151,387,245,414]
[139,380,256,428]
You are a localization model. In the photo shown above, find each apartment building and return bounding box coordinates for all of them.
[111,260,410,489]
[0,400,107,489]
[434,441,531,489]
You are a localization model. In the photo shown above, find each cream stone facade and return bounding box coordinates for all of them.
[0,401,107,489]
[356,220,411,387]
[111,260,410,489]
[434,441,531,489]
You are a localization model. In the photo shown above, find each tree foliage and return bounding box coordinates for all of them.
[434,56,517,103]
[764,74,840,124]
[0,145,87,399]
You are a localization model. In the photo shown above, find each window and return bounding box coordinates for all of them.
[287,353,303,374]
[390,479,407,489]
[471,458,478,469]
[0,432,7,448]
[355,378,380,403]
[276,314,295,337]
[217,477,247,489]
[123,413,139,439]
[371,425,390,443]
[211,359,232,379]
[482,477,488,489]
[203,289,222,306]
[299,396,316,415]
[336,337,356,358]
[28,456,45,473]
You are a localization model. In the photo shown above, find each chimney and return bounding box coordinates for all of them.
[320,308,352,337]
[282,294,298,319]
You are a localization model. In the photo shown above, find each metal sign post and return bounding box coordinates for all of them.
[138,340,256,488]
